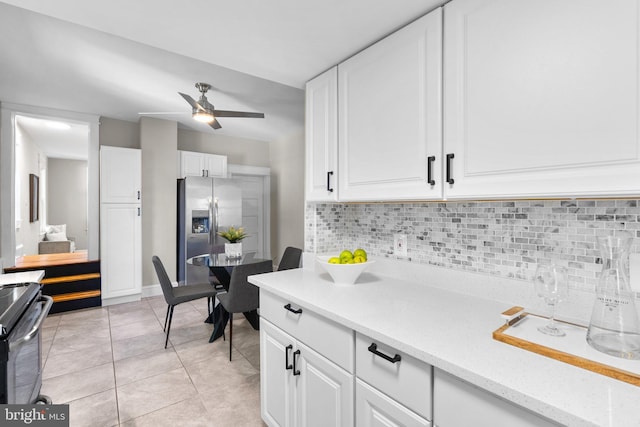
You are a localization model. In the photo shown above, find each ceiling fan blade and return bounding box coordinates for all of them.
[209,118,222,129]
[211,109,265,118]
[138,112,188,115]
[178,92,205,111]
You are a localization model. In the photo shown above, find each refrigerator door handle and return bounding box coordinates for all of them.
[208,197,219,245]
[208,198,214,245]
[213,198,219,240]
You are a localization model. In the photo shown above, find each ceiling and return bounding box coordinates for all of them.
[16,115,89,160]
[0,0,444,146]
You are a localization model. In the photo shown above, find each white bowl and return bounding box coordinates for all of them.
[316,256,374,285]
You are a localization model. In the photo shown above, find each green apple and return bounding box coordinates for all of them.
[339,250,353,262]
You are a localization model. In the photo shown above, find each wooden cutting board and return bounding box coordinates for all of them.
[493,308,640,387]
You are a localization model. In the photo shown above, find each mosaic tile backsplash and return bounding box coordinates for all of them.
[305,200,640,292]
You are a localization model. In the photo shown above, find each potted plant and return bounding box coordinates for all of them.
[218,226,247,259]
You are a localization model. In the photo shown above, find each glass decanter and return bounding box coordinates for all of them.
[586,231,640,359]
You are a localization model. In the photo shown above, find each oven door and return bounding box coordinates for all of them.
[5,294,53,404]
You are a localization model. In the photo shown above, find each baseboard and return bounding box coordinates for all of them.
[101,285,162,306]
[101,293,141,306]
[141,283,163,298]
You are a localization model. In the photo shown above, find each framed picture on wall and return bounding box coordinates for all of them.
[29,173,39,222]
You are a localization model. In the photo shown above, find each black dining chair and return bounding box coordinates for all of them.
[277,246,302,271]
[217,260,273,360]
[152,255,219,349]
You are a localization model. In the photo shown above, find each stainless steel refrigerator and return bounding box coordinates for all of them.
[177,176,242,285]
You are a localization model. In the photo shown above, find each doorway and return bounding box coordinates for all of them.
[228,165,271,260]
[0,103,100,267]
[14,115,89,257]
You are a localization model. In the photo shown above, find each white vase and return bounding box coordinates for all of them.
[225,242,242,259]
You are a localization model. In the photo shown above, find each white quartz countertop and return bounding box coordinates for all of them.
[0,270,44,285]
[249,263,640,427]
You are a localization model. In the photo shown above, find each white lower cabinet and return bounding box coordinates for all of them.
[261,318,295,427]
[260,291,355,427]
[259,291,562,426]
[356,379,431,427]
[260,319,353,427]
[433,369,560,427]
[296,340,353,427]
[355,332,432,426]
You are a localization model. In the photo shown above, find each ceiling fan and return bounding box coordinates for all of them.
[178,82,265,129]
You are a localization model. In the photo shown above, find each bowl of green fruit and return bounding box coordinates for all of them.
[317,249,374,285]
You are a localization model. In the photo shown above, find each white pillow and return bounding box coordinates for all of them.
[47,224,66,235]
[45,224,67,241]
[46,232,67,242]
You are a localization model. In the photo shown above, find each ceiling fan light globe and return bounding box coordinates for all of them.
[193,111,214,123]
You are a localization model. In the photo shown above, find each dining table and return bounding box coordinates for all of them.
[188,252,271,342]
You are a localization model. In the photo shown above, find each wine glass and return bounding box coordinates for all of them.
[534,264,568,336]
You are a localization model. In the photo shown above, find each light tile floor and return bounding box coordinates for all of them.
[40,296,266,427]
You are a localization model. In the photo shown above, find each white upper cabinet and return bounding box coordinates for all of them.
[338,8,443,201]
[179,150,227,178]
[100,146,141,203]
[305,67,339,202]
[443,0,640,199]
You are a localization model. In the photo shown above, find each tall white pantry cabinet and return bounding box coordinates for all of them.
[100,146,142,304]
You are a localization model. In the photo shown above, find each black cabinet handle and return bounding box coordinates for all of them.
[327,171,334,192]
[137,207,141,216]
[427,156,436,186]
[284,303,302,314]
[446,153,455,184]
[285,344,293,370]
[137,190,141,200]
[368,343,401,364]
[292,349,301,375]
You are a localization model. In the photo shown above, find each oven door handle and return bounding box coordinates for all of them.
[10,295,53,351]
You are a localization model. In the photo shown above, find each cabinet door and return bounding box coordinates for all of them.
[100,203,141,299]
[261,319,296,427]
[433,369,558,427]
[305,67,338,201]
[338,8,442,201]
[100,146,141,203]
[204,154,227,178]
[180,151,206,177]
[295,340,354,427]
[356,379,430,427]
[444,0,640,199]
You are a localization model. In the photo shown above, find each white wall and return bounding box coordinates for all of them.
[99,117,140,149]
[140,117,178,286]
[269,130,305,263]
[47,158,88,250]
[178,129,270,167]
[14,125,44,256]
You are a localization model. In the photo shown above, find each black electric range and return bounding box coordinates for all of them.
[0,282,41,338]
[0,282,53,404]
